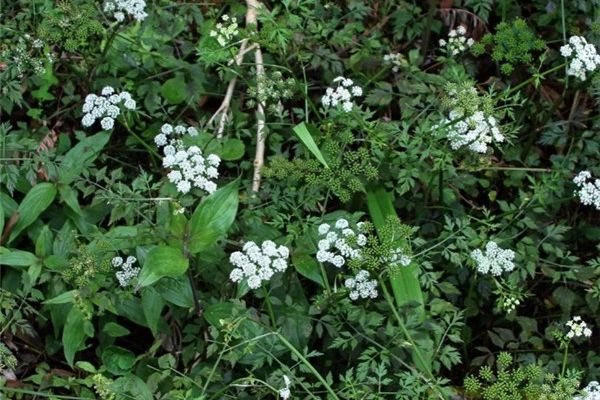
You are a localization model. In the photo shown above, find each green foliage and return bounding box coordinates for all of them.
[2,1,600,399]
[472,18,546,74]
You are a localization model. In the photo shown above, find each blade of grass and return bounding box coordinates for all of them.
[292,122,329,168]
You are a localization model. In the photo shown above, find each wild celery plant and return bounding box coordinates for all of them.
[3,1,600,399]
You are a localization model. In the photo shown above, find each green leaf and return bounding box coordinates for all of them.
[8,183,57,243]
[156,276,194,308]
[366,186,424,320]
[142,286,164,336]
[0,195,4,235]
[75,361,97,373]
[189,180,239,254]
[63,306,92,367]
[102,322,131,337]
[292,122,329,168]
[365,82,393,106]
[0,248,38,267]
[292,251,324,287]
[101,345,135,376]
[204,302,236,327]
[137,245,189,287]
[59,185,82,215]
[220,138,245,160]
[44,290,77,305]
[59,132,111,185]
[160,77,187,105]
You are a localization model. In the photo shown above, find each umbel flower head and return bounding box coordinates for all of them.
[81,86,136,130]
[154,123,220,195]
[229,241,290,290]
[565,316,592,339]
[104,0,148,22]
[111,255,140,287]
[344,269,378,301]
[209,14,239,47]
[575,381,600,400]
[439,25,475,56]
[560,36,600,81]
[321,76,363,113]
[470,241,515,276]
[573,171,600,210]
[316,219,367,268]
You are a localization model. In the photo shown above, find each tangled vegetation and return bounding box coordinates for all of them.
[2,0,600,399]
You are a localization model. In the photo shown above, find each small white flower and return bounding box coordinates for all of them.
[470,241,515,276]
[80,88,135,129]
[104,0,147,22]
[573,170,600,210]
[439,26,475,55]
[344,269,378,300]
[279,375,292,400]
[574,381,600,400]
[113,254,140,287]
[229,241,290,290]
[566,316,593,339]
[561,36,600,80]
[321,76,362,113]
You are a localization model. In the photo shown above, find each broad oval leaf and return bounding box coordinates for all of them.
[189,180,239,254]
[63,306,93,367]
[8,183,57,243]
[137,245,189,287]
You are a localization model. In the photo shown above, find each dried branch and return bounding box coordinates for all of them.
[246,0,266,193]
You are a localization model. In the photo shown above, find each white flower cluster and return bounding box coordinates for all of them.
[316,219,367,268]
[470,241,515,276]
[344,270,378,301]
[437,109,504,154]
[154,124,220,195]
[501,296,520,312]
[81,87,136,130]
[439,26,475,55]
[566,316,592,339]
[575,381,600,400]
[229,241,290,290]
[387,247,412,268]
[209,15,239,47]
[279,375,291,400]
[560,36,600,81]
[321,76,363,112]
[104,0,147,22]
[573,171,600,210]
[111,256,140,287]
[383,52,403,72]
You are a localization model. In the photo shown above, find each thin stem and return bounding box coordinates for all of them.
[319,262,332,296]
[507,62,567,95]
[274,332,341,400]
[263,285,277,328]
[561,342,570,377]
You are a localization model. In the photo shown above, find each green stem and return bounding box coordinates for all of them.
[275,332,341,400]
[507,62,567,95]
[378,277,435,380]
[561,342,570,377]
[319,262,332,296]
[263,286,277,328]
